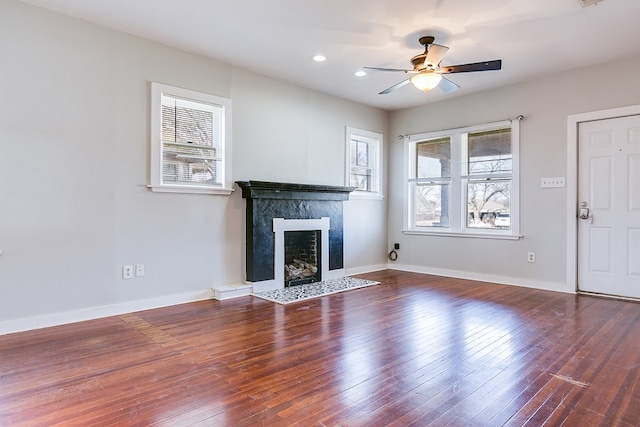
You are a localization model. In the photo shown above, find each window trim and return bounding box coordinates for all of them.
[345,127,384,200]
[403,119,521,239]
[148,82,233,195]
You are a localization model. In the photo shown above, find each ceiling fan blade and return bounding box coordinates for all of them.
[424,44,449,68]
[364,66,416,73]
[440,59,502,74]
[379,78,411,94]
[438,77,459,93]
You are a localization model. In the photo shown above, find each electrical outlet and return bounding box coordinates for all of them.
[541,177,565,188]
[527,252,536,263]
[135,264,145,277]
[122,265,133,279]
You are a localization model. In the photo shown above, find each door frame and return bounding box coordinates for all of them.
[566,104,640,292]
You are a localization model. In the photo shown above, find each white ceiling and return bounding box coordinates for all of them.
[19,0,640,111]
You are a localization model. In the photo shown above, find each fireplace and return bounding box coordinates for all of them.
[284,230,320,286]
[236,181,354,292]
[273,216,330,289]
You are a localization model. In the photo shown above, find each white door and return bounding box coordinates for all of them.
[578,115,640,298]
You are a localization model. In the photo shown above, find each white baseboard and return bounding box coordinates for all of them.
[2,264,569,336]
[388,263,572,294]
[247,279,278,294]
[213,283,253,300]
[0,289,213,336]
[345,264,388,276]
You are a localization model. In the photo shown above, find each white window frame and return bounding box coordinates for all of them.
[403,119,521,240]
[345,127,383,199]
[149,82,233,195]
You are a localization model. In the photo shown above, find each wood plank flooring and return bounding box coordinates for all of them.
[1,270,640,426]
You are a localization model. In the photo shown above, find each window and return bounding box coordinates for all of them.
[345,127,383,198]
[405,119,520,239]
[149,82,232,195]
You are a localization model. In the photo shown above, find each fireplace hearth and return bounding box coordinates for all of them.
[236,181,354,292]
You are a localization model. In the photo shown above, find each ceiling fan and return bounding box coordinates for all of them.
[364,36,502,95]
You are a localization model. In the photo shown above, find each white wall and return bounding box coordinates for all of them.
[0,0,388,331]
[388,55,640,293]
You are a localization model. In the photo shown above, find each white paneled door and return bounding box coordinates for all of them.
[578,115,640,298]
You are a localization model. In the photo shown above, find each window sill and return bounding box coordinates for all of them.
[402,229,522,240]
[147,184,234,195]
[349,192,384,201]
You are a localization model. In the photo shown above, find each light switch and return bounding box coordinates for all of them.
[541,177,565,188]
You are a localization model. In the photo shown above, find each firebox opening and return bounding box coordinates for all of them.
[284,230,321,287]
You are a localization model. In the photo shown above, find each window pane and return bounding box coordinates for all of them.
[468,128,511,176]
[467,180,511,229]
[351,139,370,167]
[162,143,217,185]
[161,96,217,148]
[416,137,451,178]
[415,184,450,227]
[350,166,371,191]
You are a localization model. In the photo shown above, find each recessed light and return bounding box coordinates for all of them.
[313,55,326,62]
[354,70,367,77]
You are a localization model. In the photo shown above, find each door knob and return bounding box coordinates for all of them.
[579,202,592,223]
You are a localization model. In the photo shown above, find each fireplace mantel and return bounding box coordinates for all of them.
[236,181,355,289]
[236,180,354,201]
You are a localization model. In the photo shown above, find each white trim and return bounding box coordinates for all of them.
[150,82,233,194]
[273,217,330,289]
[344,264,388,276]
[0,290,213,336]
[402,230,522,240]
[510,119,521,235]
[212,283,253,300]
[404,119,520,238]
[403,135,411,230]
[345,127,384,198]
[324,268,346,281]
[349,193,384,201]
[147,184,234,195]
[251,279,279,293]
[566,104,640,293]
[389,263,570,294]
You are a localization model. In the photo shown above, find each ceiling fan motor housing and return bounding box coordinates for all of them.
[411,54,428,70]
[412,36,438,70]
[419,36,435,46]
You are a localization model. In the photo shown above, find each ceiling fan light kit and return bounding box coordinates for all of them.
[364,36,502,96]
[410,73,442,92]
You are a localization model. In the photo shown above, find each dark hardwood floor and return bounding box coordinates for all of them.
[1,270,640,426]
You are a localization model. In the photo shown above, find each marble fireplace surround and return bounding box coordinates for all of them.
[236,181,354,293]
